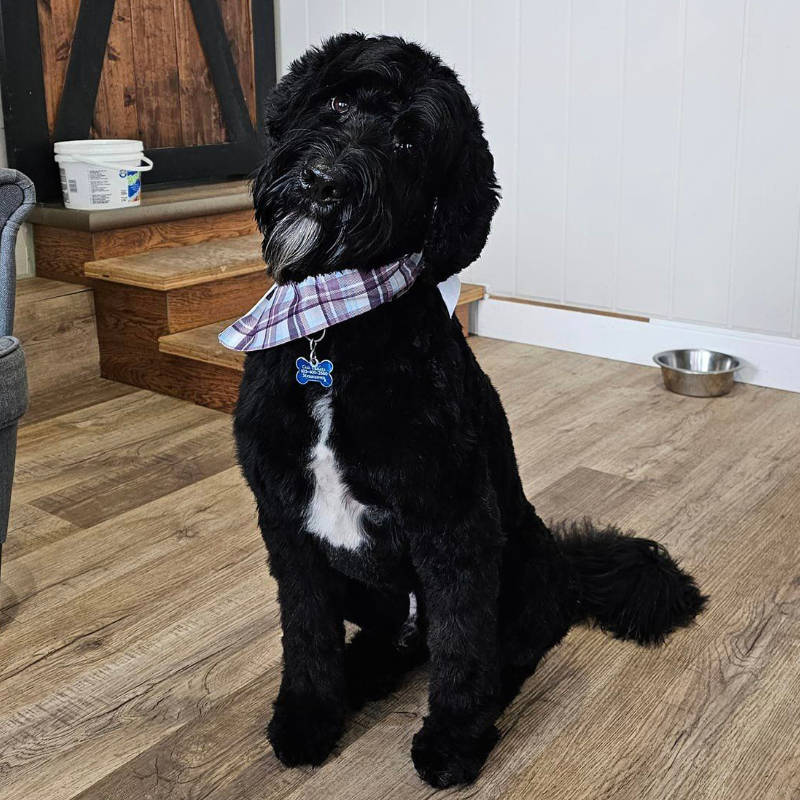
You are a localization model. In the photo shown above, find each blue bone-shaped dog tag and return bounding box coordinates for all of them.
[296,357,334,388]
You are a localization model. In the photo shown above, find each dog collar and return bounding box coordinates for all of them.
[219,252,457,352]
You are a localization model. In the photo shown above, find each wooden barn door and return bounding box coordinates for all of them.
[0,0,275,200]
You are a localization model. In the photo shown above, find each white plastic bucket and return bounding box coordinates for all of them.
[54,139,154,211]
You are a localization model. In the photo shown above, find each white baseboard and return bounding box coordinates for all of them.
[472,296,800,394]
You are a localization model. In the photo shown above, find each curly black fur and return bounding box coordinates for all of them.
[553,519,707,645]
[234,33,706,789]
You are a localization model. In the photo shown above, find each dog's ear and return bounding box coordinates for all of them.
[421,79,500,282]
[262,33,365,145]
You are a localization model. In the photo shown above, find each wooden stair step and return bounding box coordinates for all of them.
[160,318,244,372]
[28,180,252,232]
[87,234,270,404]
[158,283,488,375]
[85,233,264,290]
[458,282,486,306]
[13,277,100,400]
[31,180,259,285]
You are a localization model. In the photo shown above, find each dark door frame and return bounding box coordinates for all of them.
[0,0,276,201]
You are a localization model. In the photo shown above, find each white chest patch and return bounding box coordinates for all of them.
[305,395,367,551]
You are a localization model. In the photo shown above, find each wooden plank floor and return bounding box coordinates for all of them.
[1,337,799,800]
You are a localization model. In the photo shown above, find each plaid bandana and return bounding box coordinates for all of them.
[219,252,424,351]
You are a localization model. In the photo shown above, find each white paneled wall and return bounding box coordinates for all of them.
[563,0,625,310]
[615,0,682,318]
[277,0,800,339]
[672,0,744,327]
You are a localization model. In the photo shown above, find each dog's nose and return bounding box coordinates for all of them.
[300,164,346,203]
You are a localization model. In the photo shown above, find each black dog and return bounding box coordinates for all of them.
[234,33,706,789]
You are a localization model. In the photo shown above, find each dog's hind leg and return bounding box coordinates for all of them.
[496,509,706,704]
[340,577,428,709]
[495,512,705,712]
[480,388,578,701]
[497,505,576,703]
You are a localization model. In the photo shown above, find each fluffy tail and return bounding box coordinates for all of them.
[553,519,707,646]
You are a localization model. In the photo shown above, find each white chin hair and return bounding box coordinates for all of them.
[266,213,321,274]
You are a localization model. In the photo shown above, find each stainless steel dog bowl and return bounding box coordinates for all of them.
[653,349,741,397]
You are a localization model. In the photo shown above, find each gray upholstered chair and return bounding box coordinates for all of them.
[1,169,35,578]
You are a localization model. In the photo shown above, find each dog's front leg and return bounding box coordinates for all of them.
[261,514,346,767]
[408,505,503,789]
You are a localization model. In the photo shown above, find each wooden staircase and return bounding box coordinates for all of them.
[29,182,486,413]
[31,181,257,284]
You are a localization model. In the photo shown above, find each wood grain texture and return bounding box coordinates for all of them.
[32,213,258,286]
[159,317,244,370]
[92,281,239,410]
[220,0,256,127]
[30,418,236,527]
[36,0,81,136]
[166,272,268,332]
[0,503,81,563]
[2,339,799,800]
[128,0,182,147]
[85,232,264,289]
[34,0,256,146]
[13,391,223,507]
[92,0,139,140]
[91,210,258,259]
[22,376,138,428]
[459,283,486,304]
[155,353,240,411]
[13,277,100,396]
[89,278,239,409]
[33,226,96,284]
[90,275,252,410]
[92,279,168,388]
[171,0,258,140]
[174,0,227,145]
[93,279,168,351]
[13,280,140,467]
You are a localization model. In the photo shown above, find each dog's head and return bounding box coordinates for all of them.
[253,33,499,284]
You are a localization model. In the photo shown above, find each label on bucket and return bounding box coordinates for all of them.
[58,167,78,204]
[90,168,114,205]
[126,171,141,202]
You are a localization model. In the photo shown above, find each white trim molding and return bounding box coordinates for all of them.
[472,296,800,394]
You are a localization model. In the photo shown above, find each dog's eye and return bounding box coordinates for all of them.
[330,96,350,114]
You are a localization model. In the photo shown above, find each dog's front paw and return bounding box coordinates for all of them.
[411,719,499,788]
[267,691,343,767]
